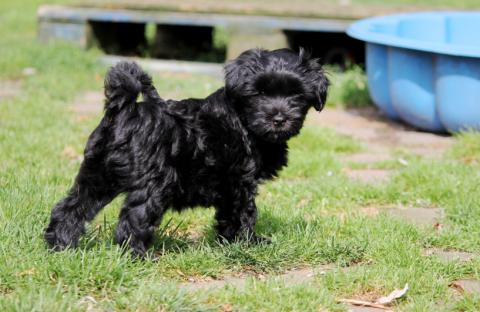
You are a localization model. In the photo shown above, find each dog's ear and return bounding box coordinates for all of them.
[224,48,265,95]
[299,48,329,112]
[312,69,329,112]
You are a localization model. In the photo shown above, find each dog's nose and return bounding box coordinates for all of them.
[272,114,286,127]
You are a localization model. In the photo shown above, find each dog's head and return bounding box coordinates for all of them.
[225,48,329,143]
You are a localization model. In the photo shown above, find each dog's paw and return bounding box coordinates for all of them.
[44,220,84,251]
[44,229,75,251]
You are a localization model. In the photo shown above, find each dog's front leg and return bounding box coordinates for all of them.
[215,182,269,244]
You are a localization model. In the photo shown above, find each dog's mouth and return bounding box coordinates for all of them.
[264,131,292,142]
[262,124,300,143]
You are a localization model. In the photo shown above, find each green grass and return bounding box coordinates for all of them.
[327,65,372,109]
[2,0,480,311]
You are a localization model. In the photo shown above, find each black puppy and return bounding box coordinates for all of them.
[45,48,329,257]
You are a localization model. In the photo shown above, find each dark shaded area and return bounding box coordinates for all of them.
[88,21,364,67]
[89,21,147,56]
[285,30,365,67]
[152,25,226,62]
[89,22,226,62]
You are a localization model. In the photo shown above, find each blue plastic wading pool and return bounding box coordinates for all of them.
[347,12,480,132]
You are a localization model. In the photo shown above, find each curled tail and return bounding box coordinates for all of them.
[104,61,161,111]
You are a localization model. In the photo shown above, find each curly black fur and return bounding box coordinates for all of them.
[44,48,329,257]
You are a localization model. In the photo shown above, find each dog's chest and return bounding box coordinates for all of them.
[254,141,289,180]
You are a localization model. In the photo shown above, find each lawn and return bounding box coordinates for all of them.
[2,0,480,311]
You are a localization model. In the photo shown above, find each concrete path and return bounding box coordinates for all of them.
[307,107,454,186]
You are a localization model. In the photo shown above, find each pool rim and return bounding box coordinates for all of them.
[347,11,480,58]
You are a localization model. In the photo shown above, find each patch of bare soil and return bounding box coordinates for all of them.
[0,80,22,101]
[71,91,104,115]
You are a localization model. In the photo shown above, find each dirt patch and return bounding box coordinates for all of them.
[0,80,22,101]
[359,206,382,217]
[71,91,104,115]
[307,107,453,158]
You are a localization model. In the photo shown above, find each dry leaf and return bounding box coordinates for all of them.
[339,299,392,311]
[220,303,233,312]
[434,222,444,231]
[16,268,36,277]
[375,283,409,305]
[62,145,83,161]
[449,281,465,293]
[448,280,480,294]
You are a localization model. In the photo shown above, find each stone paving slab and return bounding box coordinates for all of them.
[181,264,334,291]
[348,206,447,229]
[386,207,444,227]
[425,249,475,263]
[307,108,454,158]
[450,279,480,295]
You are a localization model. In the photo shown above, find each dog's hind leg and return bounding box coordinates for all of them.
[44,154,118,250]
[114,182,169,257]
[44,179,116,251]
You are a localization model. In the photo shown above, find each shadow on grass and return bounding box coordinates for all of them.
[78,209,367,269]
